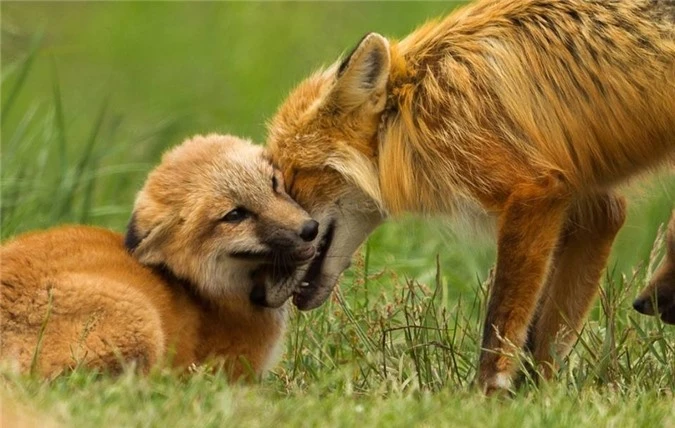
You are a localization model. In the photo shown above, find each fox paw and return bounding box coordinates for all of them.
[481,372,513,396]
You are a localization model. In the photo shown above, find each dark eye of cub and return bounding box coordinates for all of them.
[221,207,250,223]
[272,176,278,193]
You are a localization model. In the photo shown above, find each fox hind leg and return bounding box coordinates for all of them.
[478,173,570,393]
[528,194,626,378]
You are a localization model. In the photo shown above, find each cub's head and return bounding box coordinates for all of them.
[633,211,675,324]
[126,134,319,308]
[266,33,392,310]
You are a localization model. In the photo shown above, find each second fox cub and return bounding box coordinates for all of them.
[634,211,675,324]
[267,0,675,392]
[1,135,318,378]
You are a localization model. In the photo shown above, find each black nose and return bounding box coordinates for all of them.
[299,220,319,242]
[632,297,653,315]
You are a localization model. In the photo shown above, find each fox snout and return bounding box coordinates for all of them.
[299,219,319,242]
[249,218,321,308]
[258,219,319,259]
[633,271,675,324]
[632,295,656,316]
[633,211,675,324]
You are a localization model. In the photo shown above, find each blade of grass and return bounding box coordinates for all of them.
[1,32,43,126]
[50,58,68,175]
[55,96,109,220]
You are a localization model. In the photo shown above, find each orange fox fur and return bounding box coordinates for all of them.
[0,135,316,379]
[267,0,675,392]
[634,210,675,324]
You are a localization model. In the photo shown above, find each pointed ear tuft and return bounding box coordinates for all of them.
[337,33,371,78]
[333,32,391,113]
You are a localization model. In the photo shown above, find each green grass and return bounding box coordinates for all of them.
[1,2,674,427]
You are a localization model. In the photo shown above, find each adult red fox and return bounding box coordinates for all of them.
[1,135,318,378]
[634,211,675,324]
[266,0,675,392]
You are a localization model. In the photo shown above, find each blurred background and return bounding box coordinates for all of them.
[2,1,673,298]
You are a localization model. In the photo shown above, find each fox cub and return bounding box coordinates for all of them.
[634,211,675,324]
[266,0,675,392]
[0,135,319,378]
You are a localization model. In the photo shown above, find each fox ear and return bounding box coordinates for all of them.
[332,32,390,114]
[125,209,170,266]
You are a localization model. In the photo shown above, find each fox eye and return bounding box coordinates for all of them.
[221,208,250,223]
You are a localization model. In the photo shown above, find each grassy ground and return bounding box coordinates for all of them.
[1,2,674,427]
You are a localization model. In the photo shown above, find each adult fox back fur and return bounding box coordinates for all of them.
[267,0,675,393]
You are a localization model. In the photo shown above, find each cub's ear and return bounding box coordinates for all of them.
[332,32,391,114]
[124,214,144,253]
[125,212,169,266]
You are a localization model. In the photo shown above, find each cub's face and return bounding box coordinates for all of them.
[126,134,318,308]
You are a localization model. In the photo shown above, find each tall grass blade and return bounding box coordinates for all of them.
[51,59,68,175]
[1,32,42,126]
